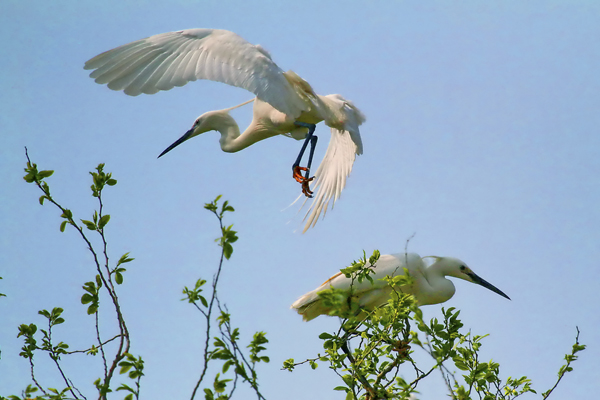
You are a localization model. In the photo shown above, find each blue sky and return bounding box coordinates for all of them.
[1,1,599,399]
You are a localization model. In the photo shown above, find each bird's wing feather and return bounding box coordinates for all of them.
[84,29,309,117]
[291,254,407,309]
[301,98,365,232]
[291,254,422,321]
[324,254,413,291]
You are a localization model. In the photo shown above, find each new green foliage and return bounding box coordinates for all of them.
[2,154,585,400]
[184,196,268,400]
[284,250,585,400]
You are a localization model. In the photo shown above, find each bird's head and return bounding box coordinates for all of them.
[157,110,231,158]
[432,257,511,300]
[190,110,232,135]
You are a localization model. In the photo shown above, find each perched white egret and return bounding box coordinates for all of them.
[292,253,510,321]
[84,28,365,232]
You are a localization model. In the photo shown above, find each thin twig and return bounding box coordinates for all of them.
[375,322,412,388]
[95,310,108,379]
[25,151,131,400]
[98,227,130,399]
[69,378,88,400]
[28,357,48,397]
[47,321,80,399]
[66,334,123,355]
[190,209,227,400]
[282,356,322,369]
[341,340,377,399]
[421,336,457,399]
[543,327,582,399]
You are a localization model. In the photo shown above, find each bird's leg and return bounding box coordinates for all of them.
[291,122,317,177]
[301,135,319,196]
[292,122,318,198]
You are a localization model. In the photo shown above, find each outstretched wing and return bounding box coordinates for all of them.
[301,96,366,233]
[84,28,309,117]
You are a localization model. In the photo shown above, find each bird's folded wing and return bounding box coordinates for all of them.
[84,28,308,117]
[291,258,395,311]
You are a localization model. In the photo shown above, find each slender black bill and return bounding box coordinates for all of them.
[158,127,195,158]
[469,273,511,300]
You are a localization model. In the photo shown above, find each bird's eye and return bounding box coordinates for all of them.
[460,265,466,271]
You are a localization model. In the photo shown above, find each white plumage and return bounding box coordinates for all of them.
[291,253,510,321]
[84,29,365,232]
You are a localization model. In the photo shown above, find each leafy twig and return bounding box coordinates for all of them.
[21,150,136,400]
[542,327,585,399]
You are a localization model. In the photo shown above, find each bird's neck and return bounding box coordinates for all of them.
[420,263,456,305]
[213,113,273,153]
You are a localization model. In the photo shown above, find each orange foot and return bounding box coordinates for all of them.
[293,166,314,198]
[293,166,308,183]
[301,179,314,197]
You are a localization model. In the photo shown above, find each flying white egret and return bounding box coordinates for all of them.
[292,253,510,321]
[83,28,365,232]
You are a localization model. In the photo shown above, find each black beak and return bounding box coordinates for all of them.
[158,127,195,158]
[469,272,511,300]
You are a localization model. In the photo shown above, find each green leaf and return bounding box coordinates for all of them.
[81,294,93,304]
[83,281,97,294]
[574,343,586,352]
[213,374,231,393]
[223,243,233,260]
[81,220,96,230]
[455,360,469,371]
[368,249,381,265]
[222,360,233,373]
[115,272,123,285]
[282,358,295,371]
[119,363,133,375]
[23,171,36,183]
[117,253,134,266]
[116,384,134,392]
[38,170,54,179]
[106,178,117,186]
[98,214,110,229]
[200,296,208,308]
[87,304,98,315]
[341,374,354,387]
[60,220,67,232]
[203,388,214,400]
